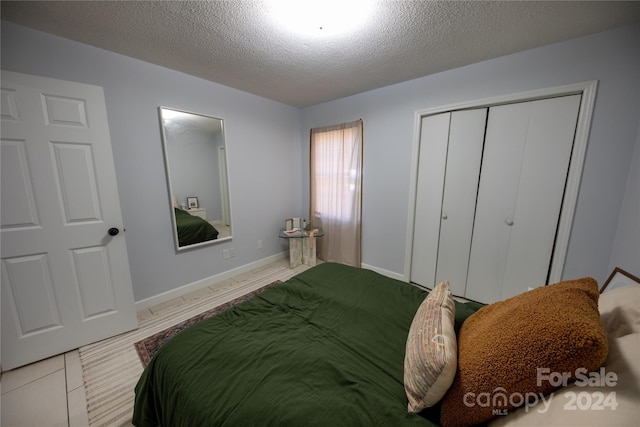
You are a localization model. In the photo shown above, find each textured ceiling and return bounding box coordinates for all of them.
[2,1,640,107]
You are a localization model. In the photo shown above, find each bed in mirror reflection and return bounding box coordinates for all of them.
[159,107,232,251]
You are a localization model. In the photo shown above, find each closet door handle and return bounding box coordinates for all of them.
[505,218,514,226]
[442,213,448,220]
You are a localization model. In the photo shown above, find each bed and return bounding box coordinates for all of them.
[133,262,482,426]
[133,262,639,427]
[174,207,219,246]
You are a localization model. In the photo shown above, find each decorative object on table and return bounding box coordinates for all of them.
[600,267,640,293]
[285,217,302,231]
[186,196,199,209]
[306,226,319,248]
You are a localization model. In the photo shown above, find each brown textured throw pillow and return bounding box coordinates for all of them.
[440,277,608,427]
[404,280,457,413]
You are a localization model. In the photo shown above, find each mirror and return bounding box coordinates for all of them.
[159,107,232,251]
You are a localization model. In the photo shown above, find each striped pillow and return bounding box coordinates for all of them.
[404,280,457,413]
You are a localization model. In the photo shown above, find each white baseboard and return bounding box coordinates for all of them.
[361,263,406,282]
[135,252,288,310]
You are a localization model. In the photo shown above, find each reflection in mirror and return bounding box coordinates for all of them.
[159,107,232,251]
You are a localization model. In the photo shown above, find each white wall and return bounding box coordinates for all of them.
[609,122,640,279]
[302,24,640,286]
[165,124,223,220]
[1,21,304,302]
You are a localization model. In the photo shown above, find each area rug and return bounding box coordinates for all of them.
[78,263,298,426]
[135,280,281,366]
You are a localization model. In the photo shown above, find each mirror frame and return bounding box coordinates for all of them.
[159,106,232,251]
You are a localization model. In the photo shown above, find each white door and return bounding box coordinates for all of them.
[1,71,137,371]
[435,109,487,296]
[410,109,486,294]
[411,112,450,289]
[411,95,581,303]
[465,95,581,303]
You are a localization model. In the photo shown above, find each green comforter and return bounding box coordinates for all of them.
[175,208,218,246]
[133,262,482,427]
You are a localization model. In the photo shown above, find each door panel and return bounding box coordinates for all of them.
[2,254,61,336]
[501,95,581,299]
[411,113,451,289]
[1,139,40,228]
[435,108,487,296]
[465,102,530,303]
[52,142,102,222]
[42,94,88,127]
[71,246,118,319]
[1,71,137,370]
[465,95,581,303]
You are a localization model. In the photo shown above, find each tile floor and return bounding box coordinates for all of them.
[1,258,307,427]
[1,350,88,427]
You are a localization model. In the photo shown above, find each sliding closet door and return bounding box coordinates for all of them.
[411,109,486,293]
[465,95,581,303]
[435,109,487,295]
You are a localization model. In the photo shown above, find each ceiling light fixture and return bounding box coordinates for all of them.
[267,0,375,37]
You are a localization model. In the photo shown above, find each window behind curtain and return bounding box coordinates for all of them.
[310,119,363,267]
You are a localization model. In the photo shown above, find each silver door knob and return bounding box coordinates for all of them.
[505,218,514,226]
[442,213,448,220]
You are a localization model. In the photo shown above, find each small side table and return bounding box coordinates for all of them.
[187,208,206,219]
[279,228,324,268]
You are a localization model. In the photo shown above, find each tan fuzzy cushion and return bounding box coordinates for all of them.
[440,277,608,427]
[404,280,457,413]
[490,284,640,427]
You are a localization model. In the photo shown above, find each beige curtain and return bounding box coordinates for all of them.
[310,119,363,267]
